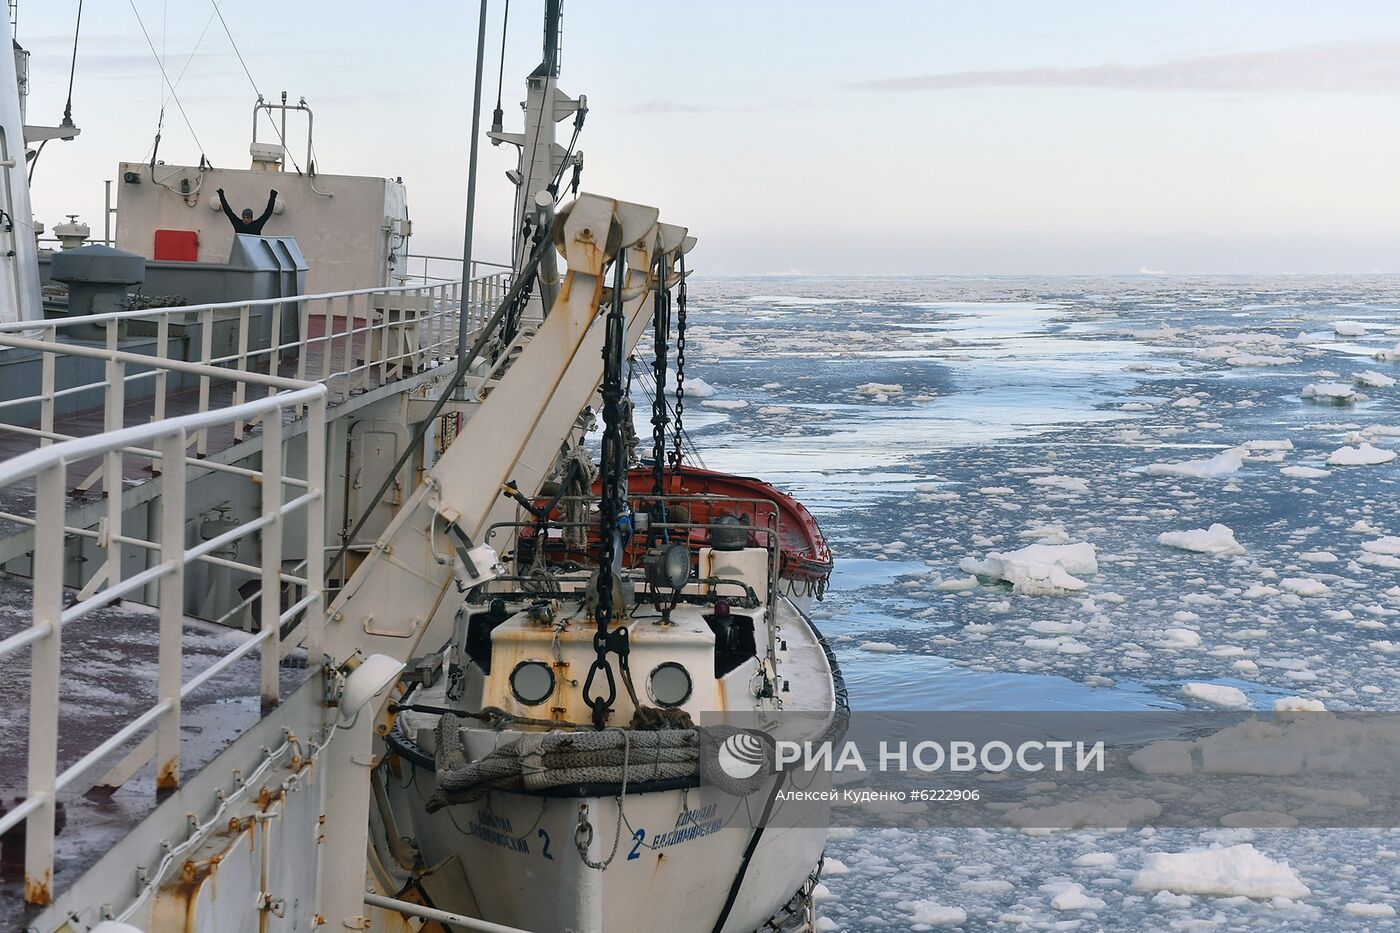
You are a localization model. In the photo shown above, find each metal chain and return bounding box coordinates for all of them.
[669,252,687,469]
[583,253,629,728]
[651,256,671,496]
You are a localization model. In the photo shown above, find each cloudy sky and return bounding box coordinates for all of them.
[18,1,1400,274]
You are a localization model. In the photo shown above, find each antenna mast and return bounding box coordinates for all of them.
[489,0,583,294]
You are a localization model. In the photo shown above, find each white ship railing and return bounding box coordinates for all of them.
[0,355,328,907]
[0,273,510,457]
[402,253,512,286]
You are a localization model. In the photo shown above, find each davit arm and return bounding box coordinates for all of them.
[320,193,694,671]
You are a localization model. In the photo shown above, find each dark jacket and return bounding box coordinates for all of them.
[219,188,278,235]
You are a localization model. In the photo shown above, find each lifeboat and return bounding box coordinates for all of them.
[520,464,833,600]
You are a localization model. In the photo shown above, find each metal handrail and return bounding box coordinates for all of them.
[3,280,472,332]
[0,381,320,486]
[0,271,512,466]
[0,363,329,908]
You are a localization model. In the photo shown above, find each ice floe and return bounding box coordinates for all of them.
[1354,369,1397,388]
[1279,577,1330,597]
[1327,443,1396,466]
[899,899,967,927]
[1144,448,1244,479]
[1182,682,1250,709]
[662,373,716,398]
[1131,844,1310,900]
[1049,882,1106,911]
[1157,524,1245,556]
[959,542,1099,596]
[1302,382,1366,404]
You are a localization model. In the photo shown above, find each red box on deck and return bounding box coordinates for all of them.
[153,229,199,262]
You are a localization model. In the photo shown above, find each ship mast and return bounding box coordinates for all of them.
[489,0,583,313]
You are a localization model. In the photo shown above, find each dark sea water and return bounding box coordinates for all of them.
[657,275,1400,931]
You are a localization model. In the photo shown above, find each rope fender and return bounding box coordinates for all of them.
[426,720,772,810]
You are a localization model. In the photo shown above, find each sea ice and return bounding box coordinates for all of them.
[855,382,903,397]
[1302,382,1365,403]
[1280,465,1330,479]
[1183,683,1249,709]
[1355,370,1397,388]
[1273,696,1326,714]
[959,542,1099,596]
[663,373,716,398]
[1049,883,1106,911]
[1029,475,1090,493]
[899,899,967,927]
[1130,844,1311,900]
[1157,524,1245,556]
[1155,628,1202,649]
[1144,448,1245,479]
[1280,577,1330,597]
[1328,443,1396,466]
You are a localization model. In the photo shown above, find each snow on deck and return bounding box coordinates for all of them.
[0,571,309,924]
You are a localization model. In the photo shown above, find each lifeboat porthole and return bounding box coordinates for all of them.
[647,662,693,708]
[510,660,555,706]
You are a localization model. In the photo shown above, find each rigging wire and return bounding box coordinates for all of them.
[632,367,705,469]
[209,0,257,99]
[62,0,83,123]
[126,0,209,159]
[29,0,84,184]
[143,8,216,166]
[513,75,551,269]
[490,0,509,133]
[210,0,304,174]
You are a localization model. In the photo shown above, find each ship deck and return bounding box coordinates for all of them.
[0,571,312,926]
[0,313,447,500]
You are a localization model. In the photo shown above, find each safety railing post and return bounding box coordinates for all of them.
[153,314,170,451]
[304,394,327,663]
[296,301,311,387]
[24,461,64,906]
[155,430,187,791]
[320,296,335,386]
[103,358,126,588]
[197,308,214,457]
[39,326,54,448]
[377,292,390,388]
[342,292,357,395]
[233,305,251,440]
[259,411,284,712]
[358,293,373,395]
[268,301,283,384]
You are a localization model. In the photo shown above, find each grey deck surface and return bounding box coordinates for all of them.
[0,572,311,927]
